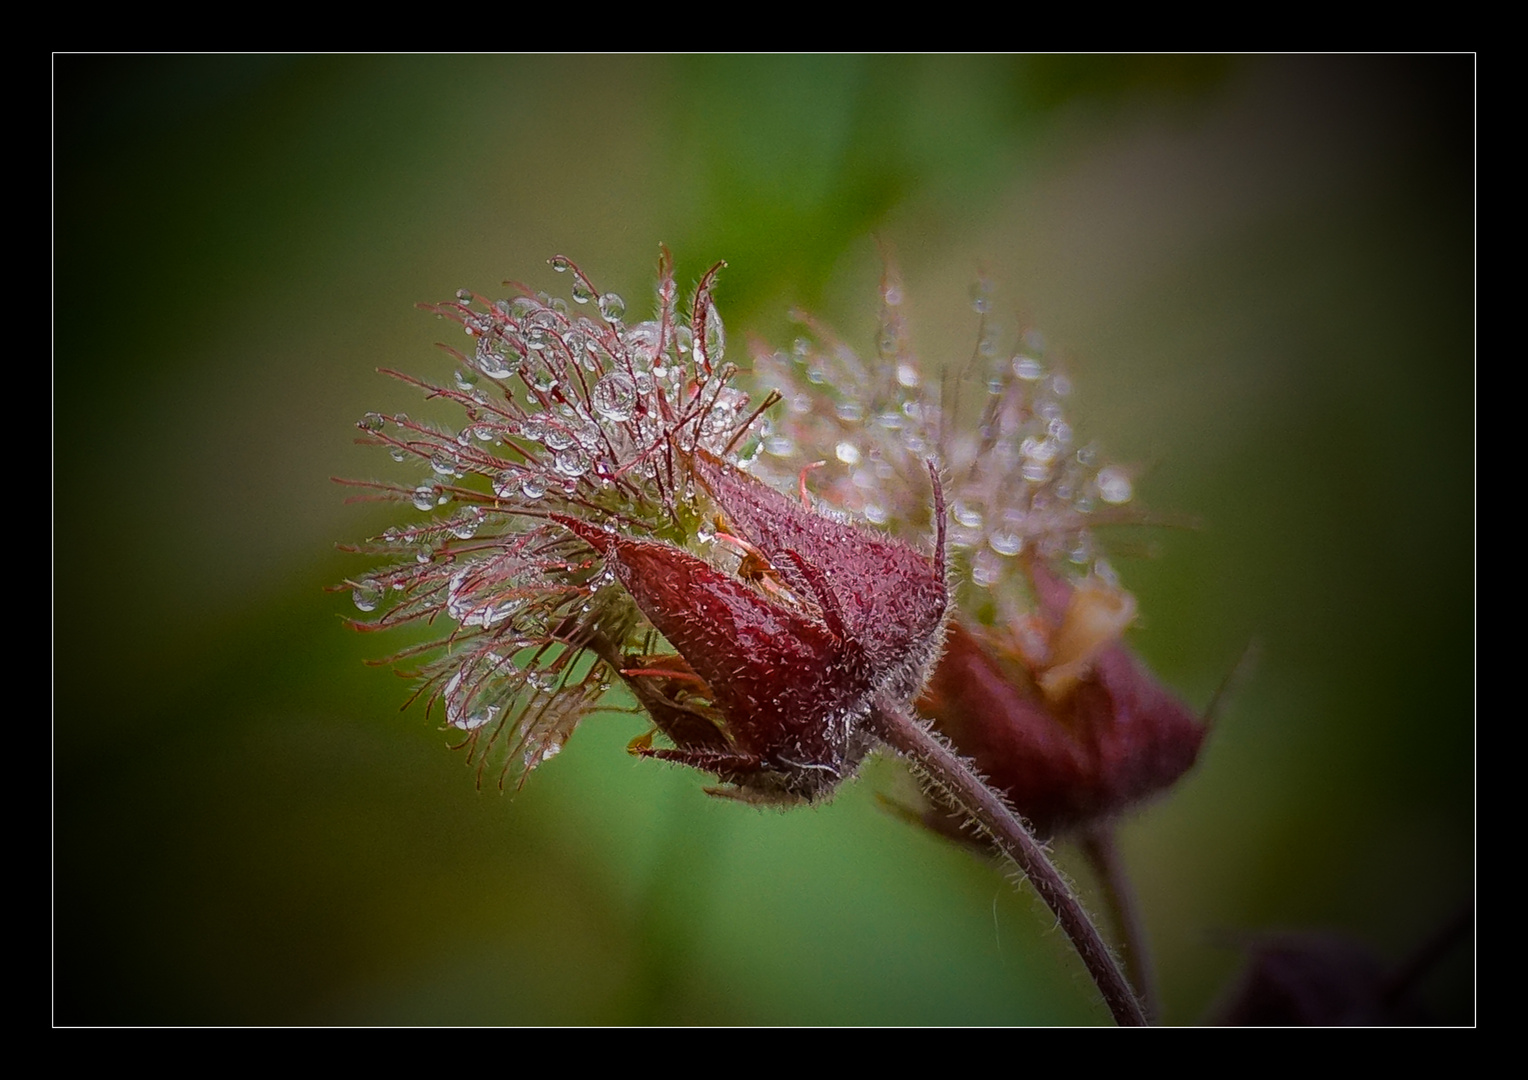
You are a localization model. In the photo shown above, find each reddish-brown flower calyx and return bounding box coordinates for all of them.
[691,450,949,707]
[553,451,949,803]
[919,558,1205,838]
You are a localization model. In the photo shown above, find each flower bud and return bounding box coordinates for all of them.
[690,449,949,707]
[919,558,1205,837]
[553,448,948,803]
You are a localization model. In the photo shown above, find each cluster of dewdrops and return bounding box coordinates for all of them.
[351,255,756,594]
[750,272,1135,611]
[346,254,760,751]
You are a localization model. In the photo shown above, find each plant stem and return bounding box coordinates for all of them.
[869,693,1149,1027]
[1081,825,1161,1023]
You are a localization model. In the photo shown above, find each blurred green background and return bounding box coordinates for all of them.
[54,55,1473,1025]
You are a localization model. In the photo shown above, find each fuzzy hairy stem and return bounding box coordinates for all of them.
[868,694,1148,1027]
[1081,825,1160,1023]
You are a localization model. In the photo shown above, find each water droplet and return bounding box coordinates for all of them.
[835,400,864,424]
[571,279,595,305]
[552,448,589,478]
[896,363,920,389]
[412,485,437,511]
[573,421,601,451]
[623,321,662,363]
[351,580,382,612]
[477,349,511,379]
[527,740,561,765]
[764,435,796,457]
[989,531,1023,557]
[598,292,626,321]
[1013,355,1044,381]
[449,705,499,732]
[447,564,522,628]
[416,544,434,564]
[492,470,522,498]
[971,548,1003,587]
[450,506,484,539]
[1021,435,1061,472]
[360,412,386,432]
[550,255,572,273]
[430,450,457,476]
[454,368,479,390]
[702,387,747,438]
[952,501,985,529]
[456,288,474,302]
[1097,466,1133,505]
[591,372,637,422]
[521,474,547,500]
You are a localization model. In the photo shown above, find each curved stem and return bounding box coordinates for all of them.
[869,694,1148,1027]
[1081,825,1161,1023]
